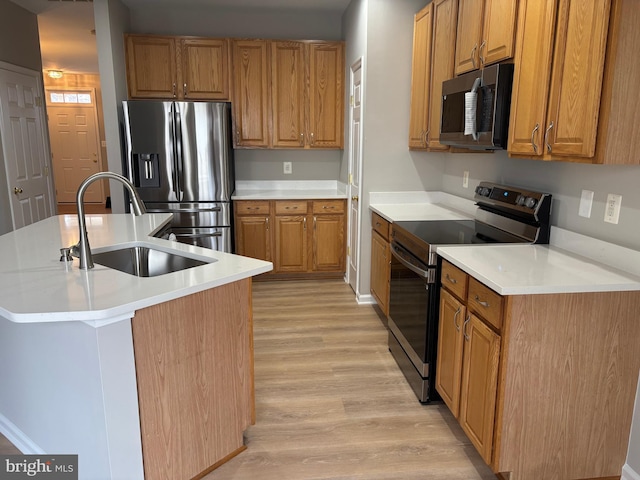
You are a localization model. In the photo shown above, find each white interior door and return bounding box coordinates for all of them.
[0,66,54,229]
[348,59,363,294]
[46,89,104,204]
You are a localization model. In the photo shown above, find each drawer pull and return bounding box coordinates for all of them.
[453,307,461,331]
[445,273,457,284]
[285,206,298,210]
[375,222,381,227]
[474,295,490,308]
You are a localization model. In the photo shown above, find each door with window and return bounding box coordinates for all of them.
[46,89,104,204]
[0,65,54,229]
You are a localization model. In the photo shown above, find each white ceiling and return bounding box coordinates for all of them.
[9,0,352,74]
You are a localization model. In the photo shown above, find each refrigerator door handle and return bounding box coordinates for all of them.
[173,103,184,202]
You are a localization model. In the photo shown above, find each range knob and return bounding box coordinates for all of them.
[516,194,526,206]
[475,186,491,197]
[524,197,538,209]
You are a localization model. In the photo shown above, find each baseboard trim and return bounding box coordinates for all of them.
[623,463,640,480]
[356,293,375,305]
[0,412,44,454]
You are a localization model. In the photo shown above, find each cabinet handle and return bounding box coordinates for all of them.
[424,129,430,146]
[471,44,478,69]
[474,294,490,308]
[183,83,187,97]
[445,273,457,285]
[453,307,461,332]
[375,222,381,227]
[313,216,317,230]
[266,217,269,230]
[463,315,471,341]
[479,40,486,66]
[310,132,315,145]
[544,121,554,153]
[531,123,540,154]
[236,131,240,145]
[285,206,298,210]
[172,83,176,98]
[304,217,308,230]
[300,132,305,146]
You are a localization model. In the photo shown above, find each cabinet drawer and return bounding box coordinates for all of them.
[467,277,503,331]
[441,260,468,301]
[371,212,390,240]
[275,200,308,214]
[312,200,345,214]
[235,201,270,215]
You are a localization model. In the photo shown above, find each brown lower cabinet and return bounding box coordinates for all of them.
[234,199,346,279]
[370,212,391,317]
[436,259,640,480]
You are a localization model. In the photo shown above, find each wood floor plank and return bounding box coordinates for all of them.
[206,279,496,479]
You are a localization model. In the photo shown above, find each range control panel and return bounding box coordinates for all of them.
[474,182,552,221]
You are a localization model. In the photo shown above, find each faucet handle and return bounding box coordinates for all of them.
[60,247,73,262]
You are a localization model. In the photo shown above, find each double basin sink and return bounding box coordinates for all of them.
[92,243,212,277]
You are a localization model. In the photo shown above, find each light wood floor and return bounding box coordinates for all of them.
[0,279,496,478]
[205,279,495,480]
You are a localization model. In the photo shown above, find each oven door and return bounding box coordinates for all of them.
[388,242,439,377]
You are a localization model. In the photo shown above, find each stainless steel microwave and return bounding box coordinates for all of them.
[439,63,514,150]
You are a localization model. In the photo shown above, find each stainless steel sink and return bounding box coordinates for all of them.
[92,245,211,277]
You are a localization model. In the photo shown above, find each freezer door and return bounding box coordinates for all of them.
[123,101,179,203]
[174,102,235,202]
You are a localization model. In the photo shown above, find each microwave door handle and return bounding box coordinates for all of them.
[390,244,431,280]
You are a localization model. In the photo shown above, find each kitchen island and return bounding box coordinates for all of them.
[0,213,272,480]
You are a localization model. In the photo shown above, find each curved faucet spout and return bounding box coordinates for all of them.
[75,172,146,270]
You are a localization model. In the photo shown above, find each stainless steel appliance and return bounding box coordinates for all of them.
[122,100,234,252]
[440,63,514,150]
[387,182,552,403]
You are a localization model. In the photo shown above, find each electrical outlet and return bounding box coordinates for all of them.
[578,189,594,218]
[604,193,622,224]
[463,171,469,188]
[283,162,292,175]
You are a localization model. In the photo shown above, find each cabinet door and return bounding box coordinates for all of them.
[408,4,433,149]
[313,214,345,272]
[435,289,466,418]
[274,216,308,273]
[508,0,557,157]
[426,0,458,150]
[370,230,390,315]
[545,0,611,158]
[459,314,501,465]
[232,40,270,147]
[454,0,484,75]
[480,0,518,67]
[307,42,344,149]
[125,36,178,99]
[271,41,306,148]
[235,216,271,262]
[181,38,230,100]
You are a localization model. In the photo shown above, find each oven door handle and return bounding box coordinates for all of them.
[390,243,432,280]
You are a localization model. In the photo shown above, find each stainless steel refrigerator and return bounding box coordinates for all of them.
[122,100,234,252]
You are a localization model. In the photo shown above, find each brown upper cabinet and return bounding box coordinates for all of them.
[408,0,458,151]
[125,34,231,101]
[235,39,344,149]
[454,0,517,75]
[232,39,271,148]
[508,0,611,162]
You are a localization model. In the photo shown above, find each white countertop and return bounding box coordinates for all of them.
[368,190,640,296]
[438,243,640,295]
[0,214,272,325]
[233,180,348,200]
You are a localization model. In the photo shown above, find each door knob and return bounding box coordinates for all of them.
[352,195,359,201]
[13,187,23,195]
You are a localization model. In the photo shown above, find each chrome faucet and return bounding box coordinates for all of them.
[74,172,146,270]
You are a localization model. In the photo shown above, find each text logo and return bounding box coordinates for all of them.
[1,455,77,480]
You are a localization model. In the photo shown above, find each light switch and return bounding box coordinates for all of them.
[578,190,593,218]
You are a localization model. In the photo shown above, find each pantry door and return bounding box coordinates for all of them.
[348,59,363,295]
[0,64,55,230]
[46,89,104,204]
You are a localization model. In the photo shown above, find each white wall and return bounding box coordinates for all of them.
[94,0,131,213]
[344,0,442,298]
